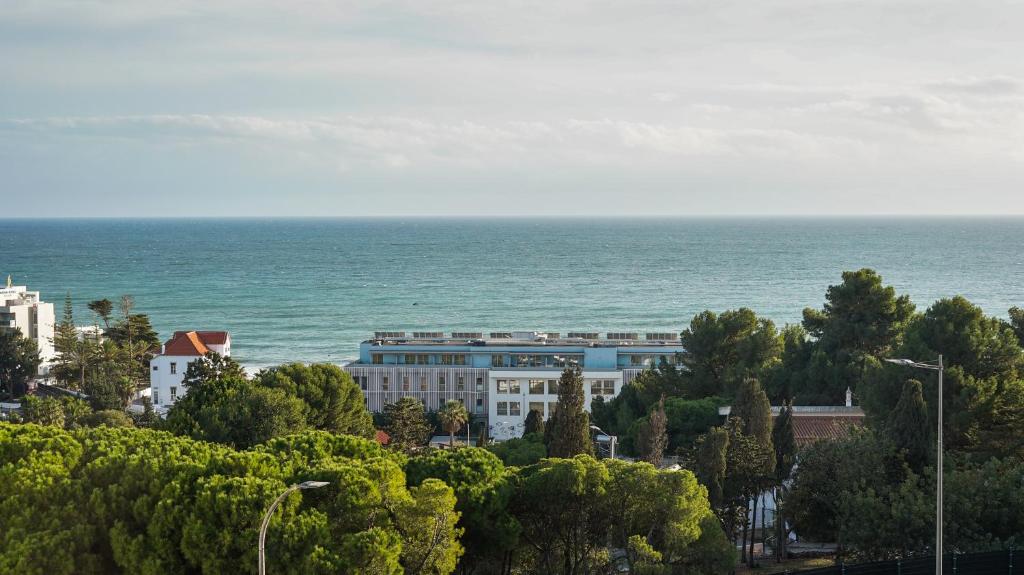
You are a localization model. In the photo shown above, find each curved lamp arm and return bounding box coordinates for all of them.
[258,481,329,575]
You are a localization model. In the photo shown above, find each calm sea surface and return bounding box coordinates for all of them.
[1,218,1022,370]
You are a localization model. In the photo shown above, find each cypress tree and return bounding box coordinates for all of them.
[695,426,729,509]
[733,377,774,446]
[772,401,797,483]
[546,365,594,458]
[523,408,545,436]
[886,379,931,473]
[638,396,668,466]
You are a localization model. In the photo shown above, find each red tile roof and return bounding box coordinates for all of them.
[162,331,228,356]
[785,415,865,446]
[375,430,390,445]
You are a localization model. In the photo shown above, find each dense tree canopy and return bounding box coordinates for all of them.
[257,362,375,438]
[679,308,781,399]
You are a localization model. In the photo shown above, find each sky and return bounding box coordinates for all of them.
[2,0,1024,217]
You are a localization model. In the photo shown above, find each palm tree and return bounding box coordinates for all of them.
[437,400,469,447]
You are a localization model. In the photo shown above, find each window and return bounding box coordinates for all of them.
[441,354,467,365]
[630,355,646,366]
[475,398,484,413]
[497,401,508,416]
[497,379,509,393]
[548,379,559,394]
[170,362,177,374]
[509,401,521,416]
[152,365,158,371]
[438,375,446,391]
[382,376,390,391]
[170,386,178,401]
[372,353,383,365]
[457,376,465,391]
[548,401,557,414]
[403,376,410,391]
[404,354,417,365]
[417,354,429,365]
[491,354,505,367]
[359,376,368,391]
[153,389,160,404]
[529,379,545,394]
[419,376,428,392]
[476,377,484,391]
[529,401,544,415]
[590,380,615,395]
[509,379,521,394]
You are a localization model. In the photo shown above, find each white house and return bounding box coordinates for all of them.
[0,278,56,374]
[149,330,230,409]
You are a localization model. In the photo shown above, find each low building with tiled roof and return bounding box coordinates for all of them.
[149,331,231,410]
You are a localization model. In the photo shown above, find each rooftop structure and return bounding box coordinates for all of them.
[0,279,56,373]
[345,329,683,440]
[150,331,231,410]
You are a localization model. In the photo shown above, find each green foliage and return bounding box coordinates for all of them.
[164,354,307,449]
[0,423,463,575]
[523,407,545,435]
[1009,306,1024,348]
[694,427,729,509]
[0,328,40,399]
[680,308,782,399]
[486,432,547,467]
[81,409,134,428]
[885,379,931,473]
[407,448,519,572]
[546,365,594,458]
[637,396,668,466]
[257,363,375,438]
[772,402,796,483]
[436,399,469,446]
[19,396,92,429]
[383,397,432,452]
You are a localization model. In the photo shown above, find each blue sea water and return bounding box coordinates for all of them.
[1,217,1022,370]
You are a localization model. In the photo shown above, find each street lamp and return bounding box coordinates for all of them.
[258,480,330,575]
[884,355,944,575]
[590,424,617,460]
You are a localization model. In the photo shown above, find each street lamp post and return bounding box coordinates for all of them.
[590,424,617,460]
[884,355,944,575]
[258,480,330,575]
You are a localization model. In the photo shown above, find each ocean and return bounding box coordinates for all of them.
[1,217,1022,371]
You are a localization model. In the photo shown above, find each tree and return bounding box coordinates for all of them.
[0,329,40,399]
[680,309,781,399]
[694,427,729,509]
[436,400,469,447]
[86,299,114,329]
[257,363,375,438]
[1009,306,1024,348]
[164,355,307,449]
[546,365,594,458]
[51,293,97,390]
[732,378,773,445]
[802,269,914,357]
[81,409,134,428]
[407,448,520,574]
[383,397,432,452]
[486,433,547,467]
[637,397,668,466]
[771,402,796,561]
[523,407,545,436]
[885,379,931,473]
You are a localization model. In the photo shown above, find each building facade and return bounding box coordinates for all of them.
[344,330,683,440]
[0,280,56,373]
[149,331,230,410]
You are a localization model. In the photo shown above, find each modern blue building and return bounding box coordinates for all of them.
[344,330,683,440]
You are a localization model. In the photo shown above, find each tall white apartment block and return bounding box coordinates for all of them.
[0,278,56,374]
[149,330,230,409]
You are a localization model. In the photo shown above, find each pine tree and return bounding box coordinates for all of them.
[886,379,931,473]
[523,408,545,436]
[546,365,594,458]
[383,397,432,452]
[638,396,668,466]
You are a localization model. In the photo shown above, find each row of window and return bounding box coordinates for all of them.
[368,396,486,414]
[152,386,178,405]
[371,353,468,365]
[152,362,178,374]
[495,378,615,396]
[372,375,487,392]
[496,401,558,417]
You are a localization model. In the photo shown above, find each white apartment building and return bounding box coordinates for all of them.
[149,330,230,409]
[0,279,56,374]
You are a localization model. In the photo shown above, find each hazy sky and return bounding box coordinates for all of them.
[2,0,1024,216]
